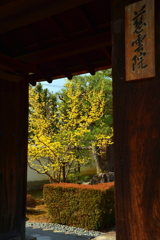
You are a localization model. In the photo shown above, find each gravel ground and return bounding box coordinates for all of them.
[26,222,107,238]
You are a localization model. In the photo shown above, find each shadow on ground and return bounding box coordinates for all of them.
[26,226,95,240]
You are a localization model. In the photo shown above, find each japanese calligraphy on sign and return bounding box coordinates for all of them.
[125,0,155,81]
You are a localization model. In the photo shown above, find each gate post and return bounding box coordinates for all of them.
[0,79,28,240]
[112,0,160,239]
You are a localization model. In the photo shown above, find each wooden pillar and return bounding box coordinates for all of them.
[0,79,28,240]
[112,0,160,239]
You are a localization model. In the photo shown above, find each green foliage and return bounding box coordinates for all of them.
[27,190,43,199]
[28,70,113,182]
[44,183,115,230]
[28,78,108,183]
[58,70,113,144]
[66,172,81,183]
[66,172,92,183]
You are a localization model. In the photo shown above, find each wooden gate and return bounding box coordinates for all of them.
[112,0,160,239]
[0,79,28,240]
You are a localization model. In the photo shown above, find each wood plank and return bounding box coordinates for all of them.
[76,54,95,75]
[0,0,46,20]
[0,78,28,239]
[112,0,160,239]
[78,6,95,33]
[0,53,35,73]
[0,71,23,82]
[0,0,93,34]
[36,66,53,83]
[125,0,155,80]
[102,48,112,61]
[54,59,73,80]
[18,32,111,64]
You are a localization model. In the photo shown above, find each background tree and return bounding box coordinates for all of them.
[28,83,58,139]
[58,69,113,174]
[28,78,108,183]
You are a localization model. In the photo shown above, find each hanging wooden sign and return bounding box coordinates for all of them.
[125,0,155,81]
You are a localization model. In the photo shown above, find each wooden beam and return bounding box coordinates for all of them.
[18,32,111,64]
[96,22,111,30]
[102,47,111,61]
[0,71,24,82]
[53,15,69,37]
[0,53,35,73]
[47,17,67,39]
[0,0,48,20]
[9,20,111,57]
[54,59,73,80]
[78,6,95,33]
[76,54,95,75]
[0,0,93,34]
[36,66,53,83]
[28,59,111,82]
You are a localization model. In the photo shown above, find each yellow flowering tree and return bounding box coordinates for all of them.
[28,79,109,183]
[58,70,113,174]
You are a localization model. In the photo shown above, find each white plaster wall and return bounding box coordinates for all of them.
[27,157,48,182]
[27,166,48,181]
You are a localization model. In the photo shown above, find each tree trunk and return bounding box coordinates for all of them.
[58,167,61,182]
[62,164,66,183]
[77,162,81,173]
[92,145,108,174]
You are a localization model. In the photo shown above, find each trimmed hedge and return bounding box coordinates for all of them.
[44,182,115,230]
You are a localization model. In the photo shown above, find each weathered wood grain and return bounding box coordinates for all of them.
[0,78,28,239]
[112,0,160,239]
[0,0,93,34]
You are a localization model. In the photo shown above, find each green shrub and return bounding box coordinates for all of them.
[66,173,91,183]
[44,182,115,230]
[66,173,80,183]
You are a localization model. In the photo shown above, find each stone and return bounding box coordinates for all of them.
[90,172,114,185]
[90,175,99,185]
